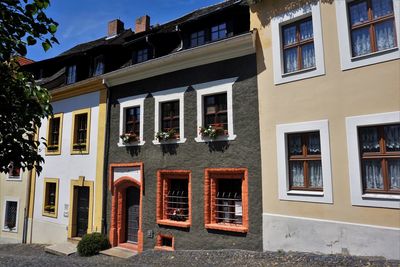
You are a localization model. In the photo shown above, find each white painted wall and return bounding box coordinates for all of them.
[32,91,100,244]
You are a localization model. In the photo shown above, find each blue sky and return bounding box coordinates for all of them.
[27,0,223,61]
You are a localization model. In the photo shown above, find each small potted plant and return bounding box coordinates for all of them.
[199,124,228,139]
[155,128,177,142]
[120,132,139,144]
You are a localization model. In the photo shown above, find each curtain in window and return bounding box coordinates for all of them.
[372,0,393,19]
[359,127,380,152]
[388,159,400,189]
[284,48,298,73]
[302,44,315,69]
[290,161,304,187]
[289,134,302,155]
[309,161,323,187]
[351,28,372,56]
[375,20,396,51]
[349,1,368,25]
[363,160,384,189]
[300,19,313,40]
[385,125,400,151]
[94,61,104,76]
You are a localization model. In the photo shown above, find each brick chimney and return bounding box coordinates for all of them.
[108,19,124,37]
[135,15,150,33]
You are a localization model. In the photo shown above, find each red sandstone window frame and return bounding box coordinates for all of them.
[156,170,191,228]
[204,168,249,233]
[154,234,174,251]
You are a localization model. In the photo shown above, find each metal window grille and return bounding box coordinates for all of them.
[215,191,242,225]
[165,179,188,221]
[4,201,17,230]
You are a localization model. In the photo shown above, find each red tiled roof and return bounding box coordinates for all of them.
[16,56,35,66]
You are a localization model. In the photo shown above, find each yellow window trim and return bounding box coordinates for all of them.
[42,178,59,218]
[45,113,63,156]
[70,108,91,155]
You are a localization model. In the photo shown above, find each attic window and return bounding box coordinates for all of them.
[190,30,205,47]
[66,65,76,84]
[136,49,148,63]
[92,55,104,76]
[211,23,227,41]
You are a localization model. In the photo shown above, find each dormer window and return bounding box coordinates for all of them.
[92,55,104,76]
[190,30,205,47]
[66,65,77,84]
[136,49,148,63]
[211,22,227,41]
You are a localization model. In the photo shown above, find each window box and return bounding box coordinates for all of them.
[204,168,248,233]
[152,87,187,145]
[276,120,333,203]
[346,111,400,208]
[335,0,400,70]
[70,108,91,154]
[271,1,325,84]
[156,170,191,228]
[120,132,139,144]
[193,78,237,143]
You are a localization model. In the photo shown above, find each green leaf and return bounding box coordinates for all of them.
[48,24,57,34]
[27,36,37,45]
[42,41,51,51]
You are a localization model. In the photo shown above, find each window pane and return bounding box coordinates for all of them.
[388,159,400,190]
[384,124,400,152]
[351,27,372,56]
[307,132,321,155]
[301,43,315,69]
[308,161,323,187]
[349,1,368,26]
[283,25,297,46]
[359,126,380,153]
[300,19,313,40]
[288,134,302,156]
[289,161,304,187]
[372,0,394,19]
[374,20,396,51]
[283,47,298,73]
[45,182,56,214]
[362,159,384,190]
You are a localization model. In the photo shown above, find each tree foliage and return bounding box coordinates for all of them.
[0,0,59,174]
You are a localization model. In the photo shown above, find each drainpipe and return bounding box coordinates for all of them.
[22,169,32,243]
[101,78,111,235]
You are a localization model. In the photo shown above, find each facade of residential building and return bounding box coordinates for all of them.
[250,0,400,260]
[102,0,263,252]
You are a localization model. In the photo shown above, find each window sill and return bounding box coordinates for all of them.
[154,245,174,251]
[6,177,22,182]
[117,140,145,147]
[42,212,58,218]
[152,138,187,145]
[1,229,17,233]
[71,150,89,155]
[205,223,248,233]
[350,47,399,62]
[287,190,324,196]
[157,219,191,228]
[45,151,61,156]
[361,193,400,201]
[195,134,237,143]
[281,66,317,77]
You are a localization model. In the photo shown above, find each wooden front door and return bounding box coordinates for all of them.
[76,186,89,237]
[125,186,140,243]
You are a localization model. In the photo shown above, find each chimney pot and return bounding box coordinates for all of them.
[135,15,150,33]
[108,19,124,37]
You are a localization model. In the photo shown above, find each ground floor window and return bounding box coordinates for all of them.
[42,178,59,218]
[3,200,18,232]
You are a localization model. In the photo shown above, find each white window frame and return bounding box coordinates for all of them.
[2,197,19,233]
[6,165,22,181]
[192,77,238,143]
[276,120,333,203]
[335,0,400,70]
[152,87,187,145]
[118,94,147,147]
[346,111,400,209]
[271,1,325,84]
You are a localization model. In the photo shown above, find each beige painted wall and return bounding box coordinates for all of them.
[251,0,400,227]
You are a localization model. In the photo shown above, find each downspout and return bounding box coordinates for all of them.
[22,169,32,243]
[101,78,111,235]
[176,25,184,52]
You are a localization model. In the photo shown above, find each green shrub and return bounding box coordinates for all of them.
[77,232,111,257]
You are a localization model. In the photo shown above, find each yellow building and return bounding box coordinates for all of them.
[250,0,400,259]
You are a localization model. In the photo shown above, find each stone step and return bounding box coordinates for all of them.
[44,242,77,256]
[100,247,137,259]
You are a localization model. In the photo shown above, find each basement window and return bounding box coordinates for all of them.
[2,199,19,232]
[155,234,174,251]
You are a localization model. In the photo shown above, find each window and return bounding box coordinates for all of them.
[42,178,59,218]
[346,112,400,208]
[118,94,146,147]
[161,101,180,137]
[335,0,400,70]
[271,2,325,84]
[92,55,104,76]
[46,113,63,155]
[71,108,90,154]
[190,30,205,47]
[211,23,227,41]
[155,234,174,251]
[2,199,19,232]
[137,49,148,63]
[7,162,21,180]
[156,170,191,228]
[282,17,315,73]
[193,78,237,142]
[204,168,248,233]
[152,87,187,144]
[66,65,77,84]
[276,120,333,203]
[348,0,396,57]
[287,132,323,191]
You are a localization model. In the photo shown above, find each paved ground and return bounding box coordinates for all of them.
[0,244,398,267]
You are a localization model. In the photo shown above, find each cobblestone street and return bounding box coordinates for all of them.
[0,244,399,267]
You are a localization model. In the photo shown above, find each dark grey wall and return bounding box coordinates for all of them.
[106,54,263,251]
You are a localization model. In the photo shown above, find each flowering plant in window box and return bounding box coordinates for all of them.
[120,132,139,144]
[155,129,177,142]
[199,124,228,139]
